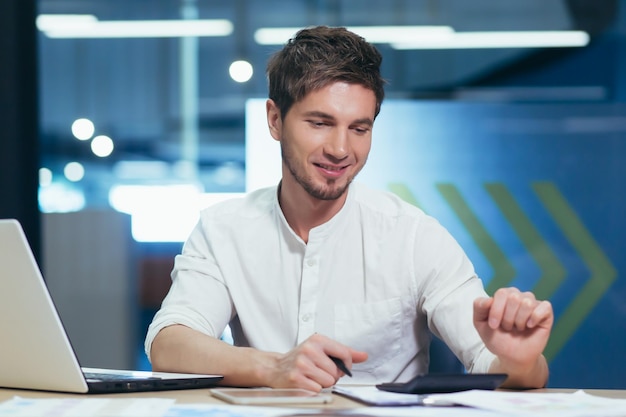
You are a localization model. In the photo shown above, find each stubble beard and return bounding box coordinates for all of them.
[281,145,359,201]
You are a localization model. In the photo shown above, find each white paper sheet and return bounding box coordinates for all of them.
[427,389,626,417]
[3,390,626,417]
[333,385,426,406]
[164,403,318,417]
[0,397,174,417]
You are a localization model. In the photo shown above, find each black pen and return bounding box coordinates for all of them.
[329,356,352,377]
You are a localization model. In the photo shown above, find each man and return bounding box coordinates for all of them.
[146,26,553,392]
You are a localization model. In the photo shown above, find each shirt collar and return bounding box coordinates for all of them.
[273,182,356,243]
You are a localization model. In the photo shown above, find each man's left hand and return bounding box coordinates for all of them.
[473,287,553,383]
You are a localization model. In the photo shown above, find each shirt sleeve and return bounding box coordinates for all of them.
[144,218,235,362]
[413,215,496,373]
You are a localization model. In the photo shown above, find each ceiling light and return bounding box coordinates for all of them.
[391,30,590,50]
[37,14,98,29]
[254,26,454,45]
[229,60,254,83]
[39,168,53,187]
[71,118,95,140]
[254,26,589,50]
[63,162,85,182]
[91,135,114,157]
[37,14,233,38]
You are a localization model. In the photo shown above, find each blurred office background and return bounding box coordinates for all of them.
[2,0,625,388]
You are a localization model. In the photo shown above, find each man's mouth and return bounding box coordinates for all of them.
[314,162,349,178]
[315,163,345,171]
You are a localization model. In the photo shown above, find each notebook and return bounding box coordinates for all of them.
[0,218,223,393]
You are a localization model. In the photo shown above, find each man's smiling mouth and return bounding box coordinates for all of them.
[315,163,347,171]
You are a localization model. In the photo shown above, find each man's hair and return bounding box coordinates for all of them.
[266,26,385,118]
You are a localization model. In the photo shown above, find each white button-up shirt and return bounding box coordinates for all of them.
[145,182,495,383]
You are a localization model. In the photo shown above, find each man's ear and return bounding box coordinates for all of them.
[266,99,282,142]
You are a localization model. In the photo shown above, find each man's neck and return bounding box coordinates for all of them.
[277,179,348,244]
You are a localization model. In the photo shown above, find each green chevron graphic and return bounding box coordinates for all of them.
[485,183,566,301]
[437,184,516,295]
[389,181,616,361]
[388,182,422,209]
[533,181,617,361]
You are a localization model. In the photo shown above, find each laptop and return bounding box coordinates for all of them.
[0,218,223,393]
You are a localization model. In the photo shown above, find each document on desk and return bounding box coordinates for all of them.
[333,385,427,406]
[0,397,330,417]
[4,390,626,417]
[0,396,174,416]
[165,403,333,417]
[334,386,626,417]
[427,389,626,417]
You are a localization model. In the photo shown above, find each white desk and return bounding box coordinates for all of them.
[1,386,625,416]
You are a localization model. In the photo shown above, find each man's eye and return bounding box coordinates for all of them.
[309,120,327,127]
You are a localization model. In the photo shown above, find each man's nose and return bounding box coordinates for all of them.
[325,129,349,160]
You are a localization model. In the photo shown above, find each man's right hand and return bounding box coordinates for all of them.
[267,333,368,392]
[151,326,366,391]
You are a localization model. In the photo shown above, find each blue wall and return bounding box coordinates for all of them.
[360,100,625,388]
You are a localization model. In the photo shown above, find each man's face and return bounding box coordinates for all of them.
[267,82,377,201]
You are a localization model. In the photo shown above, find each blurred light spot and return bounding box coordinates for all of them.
[213,162,244,186]
[39,167,53,187]
[172,160,198,179]
[39,183,86,213]
[36,14,98,31]
[37,15,233,38]
[91,135,114,157]
[109,184,199,214]
[108,184,243,242]
[71,118,95,140]
[109,184,201,242]
[229,60,253,83]
[113,160,170,179]
[64,162,85,182]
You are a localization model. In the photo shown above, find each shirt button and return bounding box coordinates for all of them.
[302,313,312,322]
[307,259,316,267]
